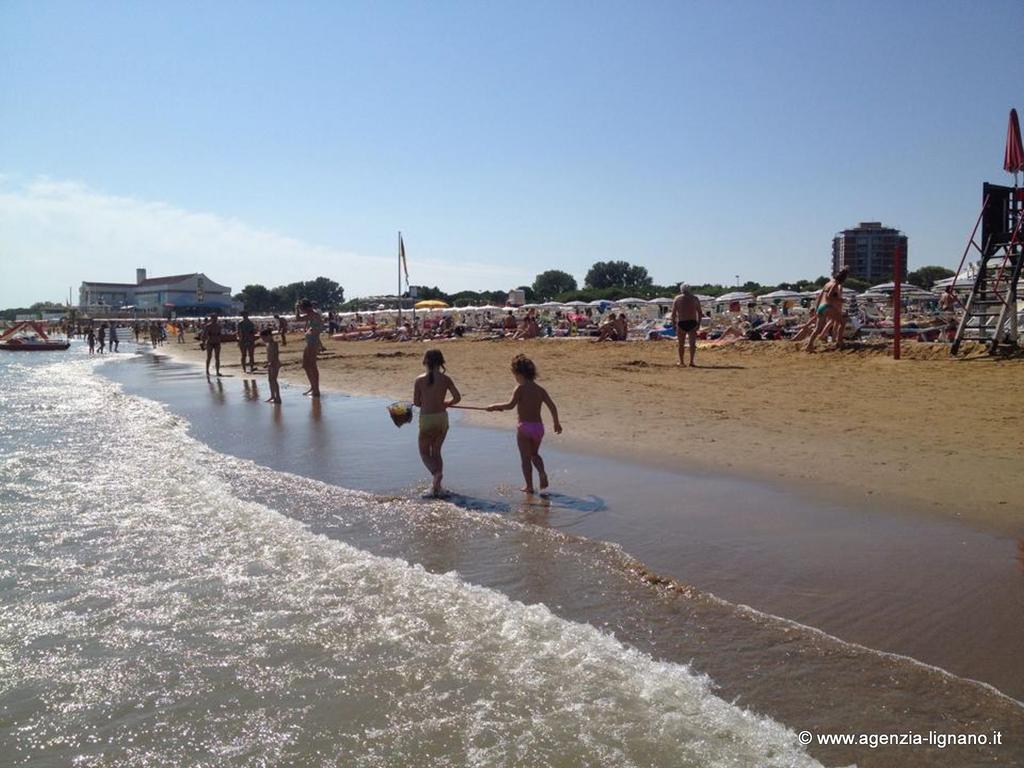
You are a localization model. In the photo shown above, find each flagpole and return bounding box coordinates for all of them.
[397,231,402,324]
[893,242,902,360]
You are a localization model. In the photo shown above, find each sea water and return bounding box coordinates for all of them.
[0,349,820,766]
[2,347,1022,768]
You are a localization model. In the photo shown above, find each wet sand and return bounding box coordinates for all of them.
[123,347,1024,699]
[167,334,1024,534]
[101,350,1024,767]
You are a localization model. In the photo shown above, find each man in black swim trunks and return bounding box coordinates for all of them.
[671,283,702,367]
[204,312,223,376]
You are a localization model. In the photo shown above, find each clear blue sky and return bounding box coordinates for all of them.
[1,0,1020,306]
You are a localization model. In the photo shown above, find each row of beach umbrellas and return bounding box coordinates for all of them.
[398,282,964,314]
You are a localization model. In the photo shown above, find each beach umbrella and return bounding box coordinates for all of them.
[646,297,675,305]
[1004,108,1024,179]
[539,301,564,308]
[867,282,932,296]
[757,290,802,301]
[613,297,646,305]
[715,291,755,303]
[564,300,589,307]
[587,300,606,306]
[414,299,449,309]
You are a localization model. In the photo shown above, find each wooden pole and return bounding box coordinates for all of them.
[397,231,402,324]
[893,242,902,360]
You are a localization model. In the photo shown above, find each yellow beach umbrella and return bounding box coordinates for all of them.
[414,300,449,309]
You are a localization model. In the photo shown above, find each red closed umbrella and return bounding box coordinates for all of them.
[1003,108,1024,176]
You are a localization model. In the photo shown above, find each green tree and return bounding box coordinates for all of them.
[532,270,577,300]
[236,284,274,313]
[907,265,954,289]
[270,283,302,311]
[584,260,652,290]
[302,276,345,308]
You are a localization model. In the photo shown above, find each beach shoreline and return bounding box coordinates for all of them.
[157,335,1024,536]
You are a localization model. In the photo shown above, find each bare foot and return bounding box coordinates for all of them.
[265,397,276,403]
[539,472,549,490]
[302,387,312,395]
[521,486,535,494]
[432,473,443,496]
[689,362,697,367]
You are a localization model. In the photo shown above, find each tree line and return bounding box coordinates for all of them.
[402,260,955,307]
[4,262,954,319]
[232,277,345,313]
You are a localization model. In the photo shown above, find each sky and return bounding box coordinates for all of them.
[1,0,1021,307]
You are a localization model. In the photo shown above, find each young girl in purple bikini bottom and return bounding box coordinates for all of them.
[487,354,563,494]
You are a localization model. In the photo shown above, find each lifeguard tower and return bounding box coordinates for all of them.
[950,109,1024,354]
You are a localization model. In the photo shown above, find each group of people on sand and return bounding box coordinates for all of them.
[200,301,321,398]
[413,350,561,498]
[666,271,856,365]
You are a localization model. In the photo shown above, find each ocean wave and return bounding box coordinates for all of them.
[0,355,824,766]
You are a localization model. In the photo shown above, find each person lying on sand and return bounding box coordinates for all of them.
[487,354,562,494]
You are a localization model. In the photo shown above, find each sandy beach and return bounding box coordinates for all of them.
[165,335,1024,535]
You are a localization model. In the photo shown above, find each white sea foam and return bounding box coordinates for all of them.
[0,353,824,767]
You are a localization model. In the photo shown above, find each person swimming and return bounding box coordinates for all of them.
[487,354,563,494]
[413,349,461,497]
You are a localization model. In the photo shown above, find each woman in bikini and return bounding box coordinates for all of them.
[413,349,461,497]
[295,299,324,397]
[487,354,563,494]
[805,268,849,352]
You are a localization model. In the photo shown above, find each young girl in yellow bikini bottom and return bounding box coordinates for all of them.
[419,411,449,437]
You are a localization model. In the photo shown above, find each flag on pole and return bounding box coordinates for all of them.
[399,234,410,286]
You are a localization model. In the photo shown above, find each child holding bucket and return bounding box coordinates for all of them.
[413,349,461,497]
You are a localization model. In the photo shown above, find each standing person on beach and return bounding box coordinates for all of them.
[259,329,282,404]
[237,311,257,374]
[97,324,106,354]
[487,354,562,494]
[204,312,223,376]
[274,314,288,346]
[805,268,849,352]
[413,349,461,497]
[671,284,702,367]
[109,324,119,352]
[295,299,323,397]
[86,326,95,355]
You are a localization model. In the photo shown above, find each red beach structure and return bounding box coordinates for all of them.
[0,321,71,351]
[949,109,1024,354]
